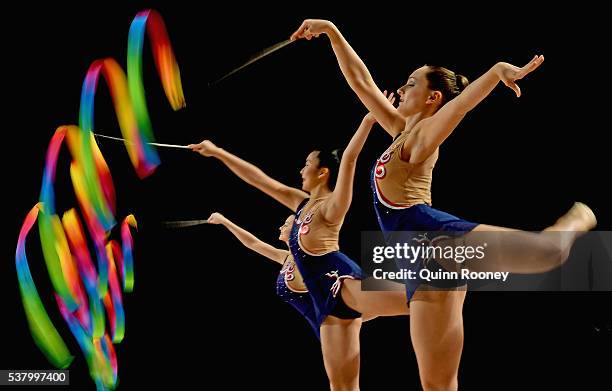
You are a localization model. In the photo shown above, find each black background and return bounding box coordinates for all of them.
[2,2,611,390]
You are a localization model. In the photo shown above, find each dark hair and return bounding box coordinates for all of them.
[424,65,469,107]
[315,148,343,191]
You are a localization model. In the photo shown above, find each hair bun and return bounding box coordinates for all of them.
[455,73,469,92]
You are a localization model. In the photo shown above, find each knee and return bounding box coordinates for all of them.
[330,357,360,388]
[326,355,360,391]
[420,374,458,391]
[540,239,570,272]
[328,373,359,391]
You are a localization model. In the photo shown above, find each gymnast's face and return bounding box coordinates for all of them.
[396,66,433,117]
[299,151,323,192]
[279,215,295,242]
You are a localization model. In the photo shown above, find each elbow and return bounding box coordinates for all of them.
[245,238,259,249]
[348,76,373,95]
[341,156,358,168]
[245,167,265,186]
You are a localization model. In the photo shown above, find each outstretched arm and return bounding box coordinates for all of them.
[323,92,396,223]
[208,212,288,265]
[291,20,405,138]
[189,140,308,211]
[407,55,545,162]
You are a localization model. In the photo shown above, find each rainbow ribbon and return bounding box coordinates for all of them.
[79,9,186,180]
[17,8,182,390]
[17,127,137,390]
[80,58,155,179]
[121,215,137,292]
[16,203,74,369]
[127,8,186,170]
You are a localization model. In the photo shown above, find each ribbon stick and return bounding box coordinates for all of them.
[210,39,293,85]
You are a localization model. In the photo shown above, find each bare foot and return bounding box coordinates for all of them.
[553,202,597,232]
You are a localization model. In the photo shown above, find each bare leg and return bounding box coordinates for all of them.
[320,316,362,391]
[410,288,466,391]
[341,279,410,318]
[459,202,597,274]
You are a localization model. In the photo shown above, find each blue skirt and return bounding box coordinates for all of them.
[289,203,363,329]
[371,166,478,300]
[276,270,319,338]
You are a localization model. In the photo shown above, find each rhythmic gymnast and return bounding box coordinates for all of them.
[190,101,410,390]
[290,19,597,391]
[207,212,320,334]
